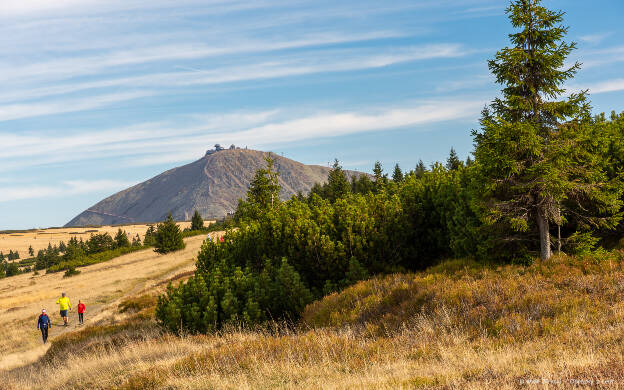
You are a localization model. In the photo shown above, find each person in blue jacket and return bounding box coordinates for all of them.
[37,309,52,344]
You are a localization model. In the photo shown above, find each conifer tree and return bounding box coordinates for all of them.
[132,234,142,247]
[473,0,622,260]
[114,228,131,248]
[392,164,404,182]
[191,210,204,231]
[326,159,351,202]
[236,154,281,220]
[28,245,34,257]
[154,213,186,254]
[415,160,427,178]
[143,225,156,246]
[446,148,461,171]
[372,161,387,191]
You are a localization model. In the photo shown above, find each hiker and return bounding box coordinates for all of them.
[56,292,72,326]
[37,309,51,343]
[77,300,86,325]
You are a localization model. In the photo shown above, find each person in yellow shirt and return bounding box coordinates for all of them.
[56,292,71,326]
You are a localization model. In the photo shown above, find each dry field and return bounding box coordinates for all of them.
[0,222,203,257]
[4,253,624,389]
[0,233,223,371]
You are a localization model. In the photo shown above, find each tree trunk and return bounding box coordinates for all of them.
[537,206,551,260]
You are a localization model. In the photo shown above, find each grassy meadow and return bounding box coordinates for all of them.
[3,251,624,389]
[0,222,197,258]
[0,233,225,372]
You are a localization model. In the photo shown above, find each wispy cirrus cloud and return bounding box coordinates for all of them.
[0,180,135,202]
[0,98,483,170]
[0,31,405,86]
[580,78,624,95]
[579,32,613,44]
[0,91,154,122]
[0,43,467,120]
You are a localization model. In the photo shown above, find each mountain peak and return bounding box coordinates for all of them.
[65,149,363,227]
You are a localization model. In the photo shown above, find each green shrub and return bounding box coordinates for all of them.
[63,267,81,278]
[181,229,208,238]
[156,257,312,333]
[47,245,147,273]
[154,214,185,254]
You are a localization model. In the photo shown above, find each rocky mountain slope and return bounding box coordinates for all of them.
[66,148,363,226]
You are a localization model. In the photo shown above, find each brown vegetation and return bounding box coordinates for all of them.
[0,222,194,257]
[4,252,624,389]
[0,234,210,370]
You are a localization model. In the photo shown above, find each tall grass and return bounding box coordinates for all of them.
[5,251,624,389]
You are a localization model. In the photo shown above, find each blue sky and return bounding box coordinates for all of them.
[1,0,623,229]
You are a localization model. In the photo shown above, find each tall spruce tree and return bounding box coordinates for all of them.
[236,154,281,220]
[392,164,404,182]
[414,160,427,178]
[372,161,387,191]
[191,210,205,231]
[473,0,622,260]
[326,159,351,202]
[446,148,461,171]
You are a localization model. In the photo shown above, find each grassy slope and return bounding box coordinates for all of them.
[0,222,194,256]
[5,252,624,389]
[0,234,218,371]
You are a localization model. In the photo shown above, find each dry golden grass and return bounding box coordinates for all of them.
[4,253,624,389]
[0,233,223,371]
[0,221,206,256]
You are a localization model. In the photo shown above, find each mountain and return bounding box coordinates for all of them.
[65,148,365,227]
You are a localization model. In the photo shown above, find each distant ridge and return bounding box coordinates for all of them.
[65,148,365,227]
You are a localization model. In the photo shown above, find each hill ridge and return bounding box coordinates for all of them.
[65,149,363,227]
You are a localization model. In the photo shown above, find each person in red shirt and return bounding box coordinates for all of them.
[77,300,86,325]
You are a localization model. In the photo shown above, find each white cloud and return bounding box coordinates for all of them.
[0,91,154,122]
[127,99,483,166]
[0,180,135,202]
[0,31,405,87]
[0,98,483,170]
[1,44,466,106]
[586,79,624,94]
[578,45,624,69]
[579,32,613,44]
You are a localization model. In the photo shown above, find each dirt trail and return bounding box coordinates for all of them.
[0,233,221,371]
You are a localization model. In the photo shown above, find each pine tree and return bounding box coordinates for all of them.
[144,225,156,246]
[191,210,204,231]
[473,0,622,260]
[154,213,186,254]
[236,154,281,220]
[415,160,427,178]
[132,234,142,247]
[373,161,387,191]
[392,164,404,182]
[114,228,131,248]
[28,245,34,257]
[446,148,461,171]
[326,159,351,202]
